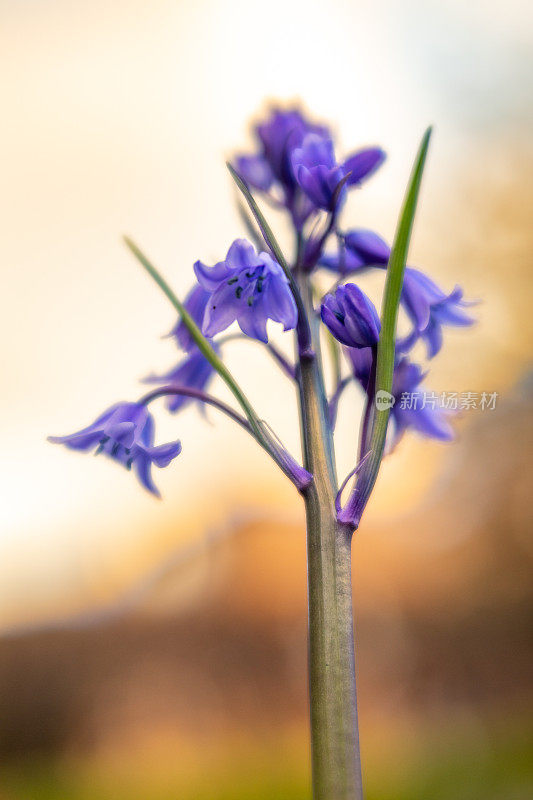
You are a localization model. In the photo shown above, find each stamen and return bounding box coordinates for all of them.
[247,297,254,306]
[227,277,238,284]
[235,286,243,299]
[94,436,109,456]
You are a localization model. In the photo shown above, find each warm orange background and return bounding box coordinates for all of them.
[1,1,532,798]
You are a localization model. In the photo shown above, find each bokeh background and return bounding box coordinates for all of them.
[1,0,532,798]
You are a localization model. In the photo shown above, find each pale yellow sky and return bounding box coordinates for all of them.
[1,0,532,627]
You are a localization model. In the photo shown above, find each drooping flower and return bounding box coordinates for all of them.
[235,107,329,193]
[344,228,391,266]
[321,283,381,348]
[346,349,454,448]
[167,283,211,352]
[291,134,385,212]
[399,269,475,358]
[320,228,390,273]
[194,239,297,343]
[345,345,374,390]
[322,229,474,356]
[144,345,218,413]
[48,402,181,496]
[389,358,454,446]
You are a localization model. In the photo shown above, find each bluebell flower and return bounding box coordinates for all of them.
[167,283,210,352]
[194,239,297,343]
[321,283,381,348]
[291,134,385,211]
[344,229,391,266]
[320,228,390,273]
[345,345,374,390]
[346,349,454,447]
[390,358,454,446]
[48,402,181,496]
[236,107,329,192]
[144,345,218,413]
[399,269,475,358]
[323,229,474,357]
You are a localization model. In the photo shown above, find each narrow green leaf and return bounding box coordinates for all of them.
[339,127,432,527]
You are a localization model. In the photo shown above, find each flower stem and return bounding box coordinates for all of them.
[296,278,363,799]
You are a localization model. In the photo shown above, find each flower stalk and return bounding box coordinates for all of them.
[297,277,363,799]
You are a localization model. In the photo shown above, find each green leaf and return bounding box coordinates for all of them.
[339,127,432,528]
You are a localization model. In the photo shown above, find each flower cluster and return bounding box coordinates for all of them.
[235,106,385,228]
[50,105,475,524]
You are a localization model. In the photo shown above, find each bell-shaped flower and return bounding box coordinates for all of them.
[399,269,475,358]
[143,345,219,413]
[291,134,385,211]
[320,228,390,273]
[194,239,298,343]
[167,283,211,352]
[323,230,475,357]
[321,283,381,348]
[48,402,181,496]
[390,358,454,446]
[346,349,454,448]
[234,107,328,193]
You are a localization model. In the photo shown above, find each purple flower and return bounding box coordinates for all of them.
[144,346,218,413]
[323,230,474,356]
[390,358,454,446]
[321,283,381,348]
[320,228,390,273]
[48,402,181,496]
[256,107,329,187]
[344,229,391,266]
[399,269,475,358]
[291,135,385,211]
[194,239,297,343]
[345,345,374,390]
[234,107,328,193]
[346,349,454,448]
[167,284,210,352]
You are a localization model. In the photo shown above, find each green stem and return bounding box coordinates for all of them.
[297,278,363,799]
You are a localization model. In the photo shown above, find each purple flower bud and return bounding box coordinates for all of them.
[48,402,181,496]
[291,134,345,211]
[255,107,329,187]
[320,229,390,274]
[344,229,391,265]
[194,239,298,343]
[321,283,381,348]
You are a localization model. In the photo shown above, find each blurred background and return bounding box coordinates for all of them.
[1,0,532,797]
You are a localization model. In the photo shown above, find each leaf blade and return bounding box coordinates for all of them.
[338,127,432,528]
